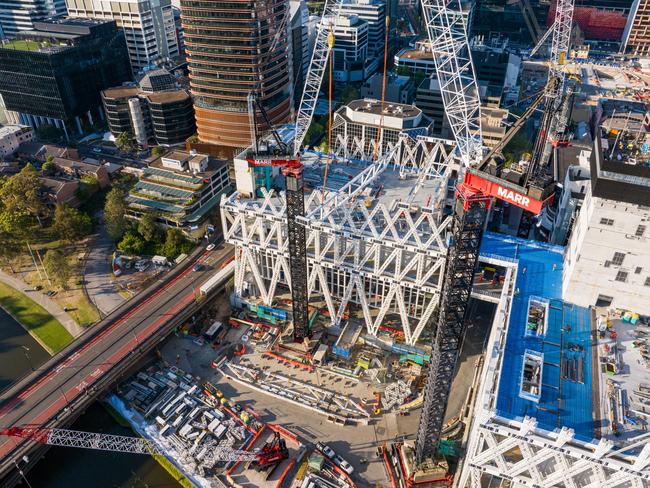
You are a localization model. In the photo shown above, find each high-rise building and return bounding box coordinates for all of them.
[102,69,195,146]
[0,18,132,137]
[622,0,650,56]
[339,0,386,57]
[180,0,291,151]
[290,0,309,110]
[0,0,67,39]
[331,15,369,82]
[65,0,179,72]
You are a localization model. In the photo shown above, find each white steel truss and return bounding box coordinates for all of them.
[420,0,482,166]
[221,153,453,345]
[24,427,256,462]
[549,0,574,106]
[330,131,454,180]
[459,258,650,488]
[293,0,342,154]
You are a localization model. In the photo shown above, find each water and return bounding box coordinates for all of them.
[0,307,50,391]
[27,403,178,488]
[0,307,177,488]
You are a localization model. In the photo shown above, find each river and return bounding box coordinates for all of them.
[0,307,177,488]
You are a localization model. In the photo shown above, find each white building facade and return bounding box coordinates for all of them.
[339,0,385,57]
[0,124,32,156]
[66,0,179,72]
[562,135,650,315]
[331,15,368,82]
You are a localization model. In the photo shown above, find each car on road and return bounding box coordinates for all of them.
[334,455,354,475]
[192,263,203,272]
[316,442,336,459]
[206,243,216,251]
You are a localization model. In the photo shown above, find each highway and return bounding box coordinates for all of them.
[0,244,233,468]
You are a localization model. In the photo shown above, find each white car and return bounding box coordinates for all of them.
[206,243,216,251]
[316,442,336,459]
[335,456,354,475]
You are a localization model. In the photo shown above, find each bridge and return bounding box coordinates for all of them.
[0,244,234,486]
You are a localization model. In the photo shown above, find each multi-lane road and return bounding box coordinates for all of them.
[0,244,233,469]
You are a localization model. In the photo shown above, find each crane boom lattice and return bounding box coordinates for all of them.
[421,0,482,166]
[293,0,342,154]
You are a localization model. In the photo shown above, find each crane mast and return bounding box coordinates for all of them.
[414,0,573,466]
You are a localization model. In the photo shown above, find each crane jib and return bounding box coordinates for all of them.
[463,172,549,215]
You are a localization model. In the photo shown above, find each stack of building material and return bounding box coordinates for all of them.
[381,380,412,411]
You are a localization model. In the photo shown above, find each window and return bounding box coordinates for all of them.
[612,252,625,266]
[615,271,628,282]
[600,218,614,226]
[604,261,611,268]
[636,267,643,274]
[636,225,646,237]
[645,277,650,287]
[596,294,613,306]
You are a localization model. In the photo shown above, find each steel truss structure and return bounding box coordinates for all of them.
[458,261,650,488]
[0,426,255,462]
[414,190,490,462]
[221,142,454,346]
[420,0,482,167]
[548,0,574,106]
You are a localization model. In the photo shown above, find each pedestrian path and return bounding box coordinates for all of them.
[0,269,84,337]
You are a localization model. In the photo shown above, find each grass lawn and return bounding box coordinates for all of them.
[0,282,74,353]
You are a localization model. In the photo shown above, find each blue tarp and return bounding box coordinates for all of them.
[481,232,595,439]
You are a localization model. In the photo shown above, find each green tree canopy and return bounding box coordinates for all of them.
[117,230,145,256]
[0,164,44,221]
[43,249,73,289]
[104,187,128,241]
[115,132,137,153]
[137,213,160,243]
[160,228,192,258]
[53,204,92,243]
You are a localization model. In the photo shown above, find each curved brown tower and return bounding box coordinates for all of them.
[180,0,292,149]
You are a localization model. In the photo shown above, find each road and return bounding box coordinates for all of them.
[0,244,233,465]
[83,224,125,317]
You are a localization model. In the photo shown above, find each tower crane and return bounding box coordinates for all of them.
[0,426,289,469]
[412,0,573,468]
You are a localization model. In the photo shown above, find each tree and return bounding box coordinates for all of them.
[137,213,160,243]
[115,132,137,153]
[340,85,360,105]
[104,187,128,241]
[0,164,45,224]
[150,146,163,157]
[53,204,92,242]
[43,249,73,289]
[117,230,145,256]
[160,228,191,258]
[305,121,325,147]
[76,175,99,202]
[42,160,56,176]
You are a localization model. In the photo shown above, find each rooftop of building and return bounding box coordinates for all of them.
[138,69,176,92]
[395,46,435,61]
[345,98,421,118]
[481,233,597,441]
[0,125,30,137]
[145,90,190,104]
[102,86,140,99]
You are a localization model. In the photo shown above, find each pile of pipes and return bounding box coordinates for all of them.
[382,380,412,411]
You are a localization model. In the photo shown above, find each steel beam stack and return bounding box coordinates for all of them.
[415,190,489,462]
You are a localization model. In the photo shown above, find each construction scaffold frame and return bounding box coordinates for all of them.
[221,142,455,346]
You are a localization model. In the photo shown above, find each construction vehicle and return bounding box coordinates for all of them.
[249,432,289,471]
[0,425,287,467]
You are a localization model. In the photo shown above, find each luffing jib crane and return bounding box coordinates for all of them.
[413,0,572,465]
[0,426,288,469]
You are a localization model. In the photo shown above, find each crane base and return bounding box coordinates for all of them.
[390,442,452,487]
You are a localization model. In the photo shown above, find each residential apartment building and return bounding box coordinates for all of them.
[181,0,291,150]
[127,150,230,229]
[331,15,369,82]
[0,0,66,39]
[623,0,650,56]
[102,69,194,146]
[563,130,650,315]
[66,0,179,72]
[394,40,436,76]
[0,18,132,137]
[0,124,33,156]
[339,0,386,57]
